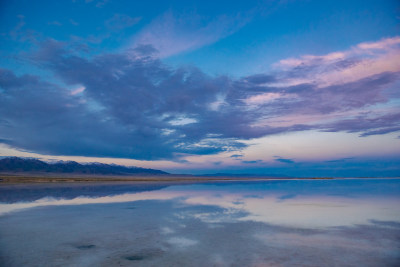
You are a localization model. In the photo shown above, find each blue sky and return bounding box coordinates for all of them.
[0,0,399,176]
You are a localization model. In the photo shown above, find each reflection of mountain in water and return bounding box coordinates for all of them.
[0,183,169,203]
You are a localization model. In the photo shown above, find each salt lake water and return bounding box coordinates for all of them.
[0,179,399,266]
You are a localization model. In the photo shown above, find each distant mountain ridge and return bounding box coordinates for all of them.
[0,157,168,175]
[202,173,289,178]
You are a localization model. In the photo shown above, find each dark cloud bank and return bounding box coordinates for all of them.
[0,41,399,160]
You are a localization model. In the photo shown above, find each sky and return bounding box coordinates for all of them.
[0,0,399,177]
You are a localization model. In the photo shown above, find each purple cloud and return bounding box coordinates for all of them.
[320,112,400,137]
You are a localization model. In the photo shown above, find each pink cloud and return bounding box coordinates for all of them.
[273,36,400,88]
[70,86,86,95]
[278,52,347,68]
[244,92,293,105]
[357,36,400,50]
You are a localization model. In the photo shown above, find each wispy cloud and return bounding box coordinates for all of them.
[105,14,141,31]
[48,21,62,26]
[132,10,250,57]
[73,0,109,8]
[7,14,41,43]
[69,19,79,26]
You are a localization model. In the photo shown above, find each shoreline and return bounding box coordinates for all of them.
[1,173,398,184]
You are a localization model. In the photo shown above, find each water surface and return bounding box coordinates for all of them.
[0,179,399,266]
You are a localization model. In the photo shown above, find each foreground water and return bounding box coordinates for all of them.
[0,179,399,266]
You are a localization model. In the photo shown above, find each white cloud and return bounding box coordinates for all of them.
[169,116,198,126]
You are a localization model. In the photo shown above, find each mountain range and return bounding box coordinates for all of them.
[0,157,168,175]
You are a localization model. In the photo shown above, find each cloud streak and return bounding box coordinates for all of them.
[132,10,250,58]
[274,36,400,88]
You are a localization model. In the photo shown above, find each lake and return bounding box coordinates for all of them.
[0,179,399,266]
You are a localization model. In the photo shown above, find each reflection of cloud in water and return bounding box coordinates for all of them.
[178,192,400,228]
[257,232,379,251]
[167,237,198,248]
[161,226,175,234]
[0,191,183,215]
[1,186,399,228]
